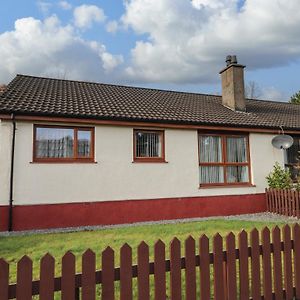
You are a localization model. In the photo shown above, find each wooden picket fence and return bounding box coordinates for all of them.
[1,225,300,299]
[266,188,300,218]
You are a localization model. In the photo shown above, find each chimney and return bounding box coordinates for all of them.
[219,55,246,111]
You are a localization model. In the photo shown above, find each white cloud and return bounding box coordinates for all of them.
[121,0,300,84]
[58,1,72,10]
[37,1,52,15]
[0,15,123,83]
[261,86,288,102]
[73,4,106,29]
[106,20,119,33]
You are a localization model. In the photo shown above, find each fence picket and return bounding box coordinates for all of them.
[61,251,76,300]
[225,232,237,300]
[137,241,150,300]
[266,188,270,212]
[270,188,274,213]
[120,244,132,300]
[102,247,115,300]
[0,259,9,300]
[154,240,166,300]
[199,235,210,300]
[82,249,96,300]
[296,191,300,219]
[170,238,181,300]
[250,228,261,300]
[272,226,283,299]
[16,256,32,300]
[262,227,272,300]
[213,233,225,300]
[292,190,296,216]
[40,253,55,300]
[280,189,284,215]
[283,225,293,299]
[275,189,279,214]
[238,230,249,300]
[185,236,196,300]
[293,224,300,298]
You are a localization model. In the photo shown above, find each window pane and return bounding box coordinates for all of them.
[226,137,247,163]
[77,130,92,157]
[226,166,249,183]
[286,137,300,164]
[199,136,222,163]
[35,127,74,158]
[200,166,224,184]
[136,131,162,158]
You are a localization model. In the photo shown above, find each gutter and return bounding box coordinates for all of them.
[8,113,16,231]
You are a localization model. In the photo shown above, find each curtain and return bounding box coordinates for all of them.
[77,130,91,157]
[226,166,249,183]
[36,128,74,158]
[226,137,247,162]
[199,136,222,163]
[200,166,224,184]
[136,132,161,157]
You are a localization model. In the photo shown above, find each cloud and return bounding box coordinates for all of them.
[0,15,123,83]
[37,1,52,15]
[121,0,300,84]
[73,4,106,29]
[58,1,72,10]
[106,20,119,33]
[261,86,288,102]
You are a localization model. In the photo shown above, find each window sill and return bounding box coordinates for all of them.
[199,184,256,189]
[132,160,168,164]
[30,160,98,164]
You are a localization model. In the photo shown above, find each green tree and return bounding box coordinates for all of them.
[289,91,300,104]
[266,162,292,189]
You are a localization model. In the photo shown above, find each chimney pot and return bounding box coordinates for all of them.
[231,55,237,64]
[226,55,232,66]
[219,55,246,111]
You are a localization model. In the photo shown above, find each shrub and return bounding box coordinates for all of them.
[266,162,292,189]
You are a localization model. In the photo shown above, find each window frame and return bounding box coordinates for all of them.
[285,135,300,181]
[198,132,252,187]
[33,124,95,163]
[133,129,166,163]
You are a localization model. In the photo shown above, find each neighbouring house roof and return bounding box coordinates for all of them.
[0,74,300,131]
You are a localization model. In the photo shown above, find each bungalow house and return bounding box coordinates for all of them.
[0,56,300,231]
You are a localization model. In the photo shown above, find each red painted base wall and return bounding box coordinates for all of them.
[0,193,266,231]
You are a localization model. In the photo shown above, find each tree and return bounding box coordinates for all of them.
[266,162,292,189]
[245,81,261,99]
[289,91,300,104]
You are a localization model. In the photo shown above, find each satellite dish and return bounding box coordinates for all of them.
[272,134,294,150]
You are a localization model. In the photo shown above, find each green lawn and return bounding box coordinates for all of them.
[0,218,292,285]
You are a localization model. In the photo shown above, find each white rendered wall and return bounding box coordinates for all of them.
[0,121,12,206]
[0,121,285,205]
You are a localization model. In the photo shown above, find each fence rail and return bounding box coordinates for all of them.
[1,225,300,299]
[266,188,300,217]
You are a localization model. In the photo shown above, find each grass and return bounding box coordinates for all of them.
[0,218,290,284]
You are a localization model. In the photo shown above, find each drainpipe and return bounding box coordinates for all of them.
[8,113,16,232]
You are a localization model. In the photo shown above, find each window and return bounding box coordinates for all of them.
[133,129,165,162]
[199,133,251,186]
[285,136,300,180]
[33,125,94,162]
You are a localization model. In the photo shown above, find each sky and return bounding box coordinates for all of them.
[0,0,300,102]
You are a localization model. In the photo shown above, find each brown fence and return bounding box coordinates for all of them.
[266,188,300,218]
[1,225,300,299]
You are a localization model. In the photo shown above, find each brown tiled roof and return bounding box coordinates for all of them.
[0,74,299,130]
